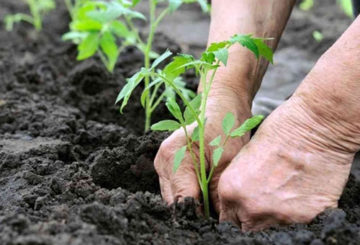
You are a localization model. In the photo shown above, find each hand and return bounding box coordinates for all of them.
[154,87,252,212]
[218,95,353,230]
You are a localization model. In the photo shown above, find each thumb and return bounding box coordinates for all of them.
[154,131,201,205]
[170,152,201,203]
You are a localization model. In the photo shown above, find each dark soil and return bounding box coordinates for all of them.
[0,0,359,244]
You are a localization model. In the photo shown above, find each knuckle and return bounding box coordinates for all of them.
[218,171,244,204]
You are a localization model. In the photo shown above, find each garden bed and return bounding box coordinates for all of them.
[0,0,360,244]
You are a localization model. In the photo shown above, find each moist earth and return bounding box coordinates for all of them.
[0,1,359,244]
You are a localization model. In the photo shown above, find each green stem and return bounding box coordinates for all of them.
[28,0,41,30]
[125,17,144,46]
[183,127,202,185]
[143,0,156,131]
[150,92,166,112]
[143,3,170,132]
[198,60,221,218]
[198,68,210,218]
[151,73,202,127]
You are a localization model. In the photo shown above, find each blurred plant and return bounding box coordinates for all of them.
[64,0,209,131]
[117,34,272,216]
[63,0,146,72]
[299,0,314,11]
[312,30,324,42]
[337,0,353,17]
[300,0,354,17]
[4,0,56,31]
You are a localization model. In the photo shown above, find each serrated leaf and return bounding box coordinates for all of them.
[230,34,259,58]
[212,147,224,167]
[222,112,235,136]
[173,146,187,173]
[151,120,181,131]
[191,126,199,141]
[214,48,229,66]
[166,98,183,122]
[207,41,229,52]
[230,115,264,138]
[201,52,215,64]
[100,31,118,71]
[116,71,145,112]
[209,135,221,146]
[62,31,87,42]
[163,54,195,80]
[77,32,99,60]
[151,50,172,70]
[253,39,273,63]
[184,94,202,124]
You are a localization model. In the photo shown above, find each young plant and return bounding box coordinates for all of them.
[4,0,56,31]
[117,0,209,131]
[64,0,208,131]
[120,34,273,217]
[63,0,146,72]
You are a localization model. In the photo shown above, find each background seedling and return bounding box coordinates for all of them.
[63,0,146,72]
[4,0,56,31]
[121,0,210,131]
[65,0,209,131]
[118,34,273,217]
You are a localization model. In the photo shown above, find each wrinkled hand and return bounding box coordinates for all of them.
[154,89,251,212]
[217,97,353,231]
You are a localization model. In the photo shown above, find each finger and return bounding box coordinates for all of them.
[170,152,201,202]
[219,202,242,228]
[209,163,228,213]
[159,176,173,204]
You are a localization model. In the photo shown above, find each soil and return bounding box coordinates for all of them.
[0,0,359,245]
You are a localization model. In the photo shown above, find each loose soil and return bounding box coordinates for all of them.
[0,1,359,244]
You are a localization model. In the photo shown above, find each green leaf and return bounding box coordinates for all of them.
[214,48,229,66]
[151,120,181,131]
[337,0,353,17]
[163,54,195,80]
[209,135,221,147]
[230,34,259,58]
[173,146,187,173]
[222,112,235,136]
[196,0,210,12]
[212,147,224,167]
[168,0,182,12]
[207,41,229,52]
[230,115,264,138]
[110,21,130,38]
[191,126,199,141]
[71,19,103,31]
[312,30,324,42]
[300,0,314,11]
[77,32,99,60]
[166,98,183,122]
[100,31,118,72]
[62,31,87,42]
[116,70,146,112]
[201,52,215,64]
[184,93,202,124]
[253,38,273,63]
[151,50,172,70]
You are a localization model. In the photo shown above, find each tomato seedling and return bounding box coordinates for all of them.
[64,0,208,131]
[4,0,56,31]
[63,0,146,72]
[120,34,273,217]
